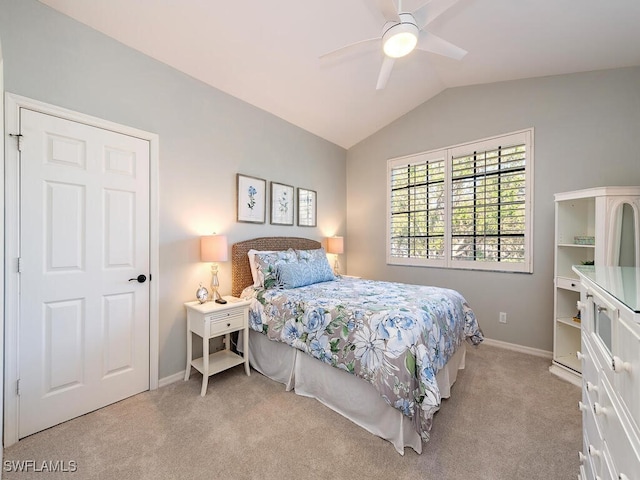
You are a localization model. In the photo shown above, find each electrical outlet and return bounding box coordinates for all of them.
[499,312,507,324]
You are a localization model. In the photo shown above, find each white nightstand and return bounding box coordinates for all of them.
[184,296,251,396]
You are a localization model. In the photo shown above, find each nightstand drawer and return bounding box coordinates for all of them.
[208,313,244,336]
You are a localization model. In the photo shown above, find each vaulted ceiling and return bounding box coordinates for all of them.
[38,0,640,148]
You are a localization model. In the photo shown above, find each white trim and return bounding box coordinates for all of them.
[3,93,160,446]
[386,128,534,273]
[554,186,640,202]
[159,371,186,388]
[0,50,5,461]
[481,337,552,359]
[548,363,582,387]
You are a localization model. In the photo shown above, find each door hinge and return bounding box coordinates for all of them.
[9,133,23,151]
[16,379,20,396]
[17,257,22,273]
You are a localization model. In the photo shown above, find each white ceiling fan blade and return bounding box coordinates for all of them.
[416,31,467,60]
[413,0,461,28]
[365,0,400,23]
[376,56,395,90]
[319,37,380,62]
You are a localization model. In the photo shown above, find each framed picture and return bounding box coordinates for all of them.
[297,188,317,227]
[270,182,294,225]
[237,174,266,223]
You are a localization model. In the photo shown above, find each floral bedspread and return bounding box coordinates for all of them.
[242,276,483,442]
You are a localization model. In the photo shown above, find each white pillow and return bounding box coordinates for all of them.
[247,249,274,287]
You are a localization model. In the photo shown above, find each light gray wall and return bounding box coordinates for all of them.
[0,0,346,379]
[347,67,640,352]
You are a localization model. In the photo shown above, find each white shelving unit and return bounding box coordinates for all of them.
[550,187,640,386]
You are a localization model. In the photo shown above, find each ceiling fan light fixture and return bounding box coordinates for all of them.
[382,14,419,58]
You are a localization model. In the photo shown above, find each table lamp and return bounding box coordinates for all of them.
[201,234,228,304]
[326,236,344,276]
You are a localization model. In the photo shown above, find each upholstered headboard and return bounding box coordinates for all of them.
[231,237,322,297]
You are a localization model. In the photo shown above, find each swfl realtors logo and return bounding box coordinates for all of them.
[3,460,78,473]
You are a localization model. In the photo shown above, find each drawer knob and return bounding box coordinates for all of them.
[586,381,598,393]
[578,401,588,412]
[593,402,606,416]
[619,474,629,480]
[588,444,601,457]
[227,322,231,327]
[612,356,631,373]
[578,451,586,463]
[577,351,585,361]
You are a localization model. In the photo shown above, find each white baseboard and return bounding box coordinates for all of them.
[549,364,582,387]
[158,371,185,388]
[482,337,552,359]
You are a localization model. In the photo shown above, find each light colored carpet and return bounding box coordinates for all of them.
[3,343,581,480]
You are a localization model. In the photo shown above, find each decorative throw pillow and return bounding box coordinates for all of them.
[247,249,275,287]
[294,248,336,283]
[254,249,297,289]
[276,260,334,289]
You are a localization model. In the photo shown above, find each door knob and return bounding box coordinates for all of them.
[128,274,147,283]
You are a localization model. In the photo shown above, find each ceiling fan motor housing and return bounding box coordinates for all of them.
[382,13,419,58]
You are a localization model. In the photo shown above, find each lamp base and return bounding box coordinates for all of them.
[210,264,223,303]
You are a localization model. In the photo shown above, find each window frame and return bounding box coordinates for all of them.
[386,129,534,273]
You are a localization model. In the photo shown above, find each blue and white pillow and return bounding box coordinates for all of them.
[254,249,297,289]
[273,261,314,289]
[292,248,336,285]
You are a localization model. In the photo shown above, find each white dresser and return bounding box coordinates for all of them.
[574,265,640,480]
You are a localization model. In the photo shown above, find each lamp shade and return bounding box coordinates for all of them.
[326,236,344,255]
[201,234,228,262]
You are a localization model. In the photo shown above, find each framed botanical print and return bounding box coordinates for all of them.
[237,174,266,223]
[270,182,294,225]
[297,187,317,227]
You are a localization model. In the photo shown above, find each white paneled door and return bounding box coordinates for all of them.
[18,109,150,438]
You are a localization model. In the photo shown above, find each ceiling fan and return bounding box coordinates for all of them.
[320,0,467,90]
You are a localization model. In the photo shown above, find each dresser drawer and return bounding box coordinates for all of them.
[583,425,603,480]
[208,312,244,336]
[598,378,640,480]
[581,334,602,391]
[614,314,640,433]
[599,443,617,480]
[588,331,614,388]
[578,463,587,480]
[557,276,580,291]
[582,387,603,453]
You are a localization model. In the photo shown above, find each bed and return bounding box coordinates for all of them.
[232,237,483,454]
